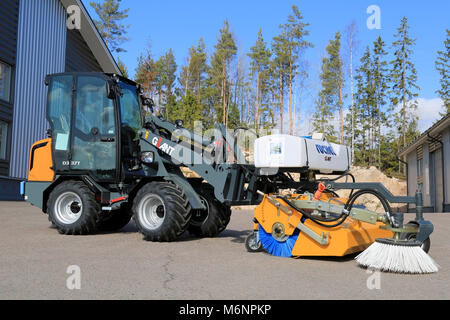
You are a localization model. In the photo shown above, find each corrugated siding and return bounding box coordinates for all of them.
[9,0,67,179]
[65,29,102,72]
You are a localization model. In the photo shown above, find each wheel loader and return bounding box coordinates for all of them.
[23,72,280,240]
[22,72,433,258]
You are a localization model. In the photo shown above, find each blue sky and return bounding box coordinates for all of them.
[85,0,449,133]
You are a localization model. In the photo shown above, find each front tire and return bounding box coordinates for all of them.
[132,182,191,242]
[47,181,101,235]
[187,184,231,237]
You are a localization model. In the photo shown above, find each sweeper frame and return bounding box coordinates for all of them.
[246,177,434,257]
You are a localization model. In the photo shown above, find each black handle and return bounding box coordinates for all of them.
[100,137,115,142]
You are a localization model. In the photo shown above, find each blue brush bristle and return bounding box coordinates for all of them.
[258,225,300,258]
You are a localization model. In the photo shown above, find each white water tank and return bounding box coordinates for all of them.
[254,134,351,174]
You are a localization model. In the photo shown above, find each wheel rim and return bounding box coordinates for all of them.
[247,233,261,250]
[138,194,166,230]
[54,192,83,224]
[190,195,209,226]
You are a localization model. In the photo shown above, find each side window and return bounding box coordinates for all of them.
[75,76,115,135]
[47,75,73,152]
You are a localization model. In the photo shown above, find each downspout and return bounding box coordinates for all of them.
[397,156,409,212]
[427,133,445,212]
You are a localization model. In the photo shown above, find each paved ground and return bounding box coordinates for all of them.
[0,201,449,300]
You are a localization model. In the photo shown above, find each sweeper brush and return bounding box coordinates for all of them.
[355,239,439,274]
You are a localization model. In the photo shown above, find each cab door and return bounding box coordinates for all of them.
[46,74,73,175]
[70,75,118,181]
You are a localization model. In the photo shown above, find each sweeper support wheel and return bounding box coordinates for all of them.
[245,230,265,253]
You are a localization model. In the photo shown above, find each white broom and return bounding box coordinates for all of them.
[355,238,439,274]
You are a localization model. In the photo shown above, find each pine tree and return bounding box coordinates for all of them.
[167,92,202,130]
[208,20,238,126]
[372,36,389,168]
[271,32,289,133]
[90,0,129,53]
[179,38,208,100]
[248,29,271,131]
[353,46,376,165]
[312,32,343,143]
[279,5,312,135]
[343,21,359,163]
[117,57,129,78]
[390,17,420,174]
[135,41,156,101]
[156,49,177,117]
[435,29,450,115]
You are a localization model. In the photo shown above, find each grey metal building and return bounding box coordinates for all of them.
[0,0,121,200]
[399,113,450,213]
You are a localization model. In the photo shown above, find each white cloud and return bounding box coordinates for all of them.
[415,98,445,133]
[391,97,444,133]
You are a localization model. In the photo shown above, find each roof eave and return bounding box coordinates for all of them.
[60,0,122,75]
[398,113,450,157]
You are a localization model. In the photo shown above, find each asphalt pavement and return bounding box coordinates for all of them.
[0,201,448,300]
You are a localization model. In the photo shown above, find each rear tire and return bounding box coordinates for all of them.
[132,182,191,242]
[47,181,100,235]
[187,184,231,237]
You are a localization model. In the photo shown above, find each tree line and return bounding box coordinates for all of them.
[92,0,449,177]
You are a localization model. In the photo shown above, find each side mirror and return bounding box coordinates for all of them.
[106,80,116,99]
[142,97,154,113]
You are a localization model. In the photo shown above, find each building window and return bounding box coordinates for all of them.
[0,61,12,102]
[0,121,8,160]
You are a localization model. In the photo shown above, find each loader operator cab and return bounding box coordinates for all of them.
[45,72,144,184]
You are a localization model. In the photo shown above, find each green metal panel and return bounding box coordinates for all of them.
[24,181,52,210]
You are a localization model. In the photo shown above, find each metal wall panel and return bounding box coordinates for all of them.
[9,0,67,179]
[66,29,102,72]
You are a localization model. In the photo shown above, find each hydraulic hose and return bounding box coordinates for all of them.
[317,172,356,198]
[344,189,392,214]
[278,188,392,229]
[277,196,348,227]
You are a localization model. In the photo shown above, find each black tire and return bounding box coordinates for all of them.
[132,182,191,242]
[47,180,101,235]
[97,205,132,232]
[403,233,431,253]
[400,223,431,253]
[245,231,264,253]
[187,184,232,237]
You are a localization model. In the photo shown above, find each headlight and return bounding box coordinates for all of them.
[140,151,154,164]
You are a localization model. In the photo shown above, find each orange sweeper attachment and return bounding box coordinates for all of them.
[247,134,437,273]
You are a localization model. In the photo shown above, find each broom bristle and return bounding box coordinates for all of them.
[356,241,439,274]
